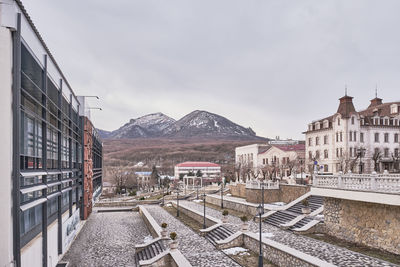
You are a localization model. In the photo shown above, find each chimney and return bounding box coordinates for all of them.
[368,97,383,108]
[337,95,356,118]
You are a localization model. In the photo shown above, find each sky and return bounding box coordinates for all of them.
[24,0,400,139]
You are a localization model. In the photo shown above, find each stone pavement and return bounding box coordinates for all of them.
[182,200,397,267]
[62,210,150,267]
[145,205,241,267]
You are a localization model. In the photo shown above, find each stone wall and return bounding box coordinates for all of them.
[229,183,246,198]
[280,184,310,203]
[206,195,258,215]
[243,235,316,267]
[230,183,310,204]
[324,197,400,255]
[171,202,217,228]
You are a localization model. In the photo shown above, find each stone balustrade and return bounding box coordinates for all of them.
[245,180,280,190]
[314,172,400,194]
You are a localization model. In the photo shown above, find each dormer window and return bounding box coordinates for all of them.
[351,117,355,125]
[390,104,398,114]
[338,118,341,126]
[374,118,379,125]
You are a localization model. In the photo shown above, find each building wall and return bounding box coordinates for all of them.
[0,19,15,267]
[83,118,93,220]
[235,144,261,169]
[324,197,400,255]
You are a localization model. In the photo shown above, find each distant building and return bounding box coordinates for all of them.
[235,143,305,178]
[135,171,152,190]
[304,93,400,174]
[174,162,221,179]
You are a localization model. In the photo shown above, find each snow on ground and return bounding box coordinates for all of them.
[222,247,250,256]
[262,232,274,238]
[166,203,172,207]
[192,199,203,203]
[143,235,153,243]
[270,202,286,206]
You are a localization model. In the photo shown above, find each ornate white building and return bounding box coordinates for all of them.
[304,94,400,174]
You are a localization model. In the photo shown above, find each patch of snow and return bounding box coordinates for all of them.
[192,199,203,203]
[165,203,172,207]
[262,232,274,238]
[222,247,249,255]
[226,193,232,196]
[270,202,286,206]
[143,235,153,243]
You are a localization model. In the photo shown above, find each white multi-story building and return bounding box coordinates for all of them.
[304,94,400,174]
[235,143,305,178]
[174,161,221,179]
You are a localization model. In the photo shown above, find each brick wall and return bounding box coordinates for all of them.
[83,118,94,220]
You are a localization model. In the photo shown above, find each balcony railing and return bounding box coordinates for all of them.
[314,172,400,194]
[246,180,280,190]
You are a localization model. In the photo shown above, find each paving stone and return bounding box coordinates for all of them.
[182,199,398,267]
[62,210,150,267]
[145,205,240,267]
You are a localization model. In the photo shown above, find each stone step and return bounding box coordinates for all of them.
[134,240,166,264]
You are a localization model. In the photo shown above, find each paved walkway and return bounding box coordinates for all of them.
[182,200,397,267]
[62,209,150,267]
[145,205,240,267]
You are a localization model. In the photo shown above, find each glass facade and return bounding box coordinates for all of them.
[18,41,84,247]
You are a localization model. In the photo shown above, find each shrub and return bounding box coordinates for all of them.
[170,232,177,240]
[139,196,145,200]
[240,215,248,222]
[222,210,229,216]
[128,190,136,196]
[161,223,168,229]
[301,199,309,207]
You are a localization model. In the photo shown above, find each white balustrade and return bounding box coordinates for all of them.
[245,179,279,190]
[314,173,400,194]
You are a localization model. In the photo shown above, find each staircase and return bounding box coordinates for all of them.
[205,225,234,246]
[135,239,167,264]
[264,211,297,227]
[286,195,324,214]
[264,195,324,231]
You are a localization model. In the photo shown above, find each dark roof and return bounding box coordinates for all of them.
[358,102,400,118]
[337,95,356,118]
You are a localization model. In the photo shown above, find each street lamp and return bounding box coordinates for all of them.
[176,187,180,217]
[357,148,366,174]
[261,181,264,210]
[257,204,264,267]
[220,177,224,209]
[203,189,206,229]
[161,185,165,206]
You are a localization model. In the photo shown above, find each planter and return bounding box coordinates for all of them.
[222,216,228,223]
[161,230,168,238]
[169,241,178,250]
[241,223,249,231]
[302,207,311,214]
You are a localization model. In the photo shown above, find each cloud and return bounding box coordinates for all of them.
[23,0,400,138]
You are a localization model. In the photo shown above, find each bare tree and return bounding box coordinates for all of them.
[109,167,130,194]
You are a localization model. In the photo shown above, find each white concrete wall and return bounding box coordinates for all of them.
[47,221,59,267]
[21,236,42,267]
[0,13,15,267]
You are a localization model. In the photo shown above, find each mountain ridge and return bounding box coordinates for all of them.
[98,110,267,140]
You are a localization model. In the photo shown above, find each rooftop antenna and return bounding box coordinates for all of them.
[345,84,347,96]
[375,84,378,98]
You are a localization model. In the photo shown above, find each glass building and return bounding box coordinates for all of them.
[0,1,103,266]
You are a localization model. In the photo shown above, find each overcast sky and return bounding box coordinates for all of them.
[24,0,400,139]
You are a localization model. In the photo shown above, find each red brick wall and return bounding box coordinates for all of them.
[83,118,94,220]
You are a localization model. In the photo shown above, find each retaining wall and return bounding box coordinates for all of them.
[324,197,400,255]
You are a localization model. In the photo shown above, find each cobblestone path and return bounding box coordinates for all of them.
[62,210,150,267]
[145,205,241,267]
[181,200,397,267]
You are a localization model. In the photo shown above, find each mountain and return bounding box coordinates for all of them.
[162,110,257,139]
[101,112,176,139]
[98,110,265,140]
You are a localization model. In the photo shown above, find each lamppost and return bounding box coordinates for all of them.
[261,181,264,210]
[161,185,165,206]
[220,177,224,209]
[257,204,264,267]
[196,182,199,200]
[357,148,366,174]
[203,189,206,229]
[176,187,180,217]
